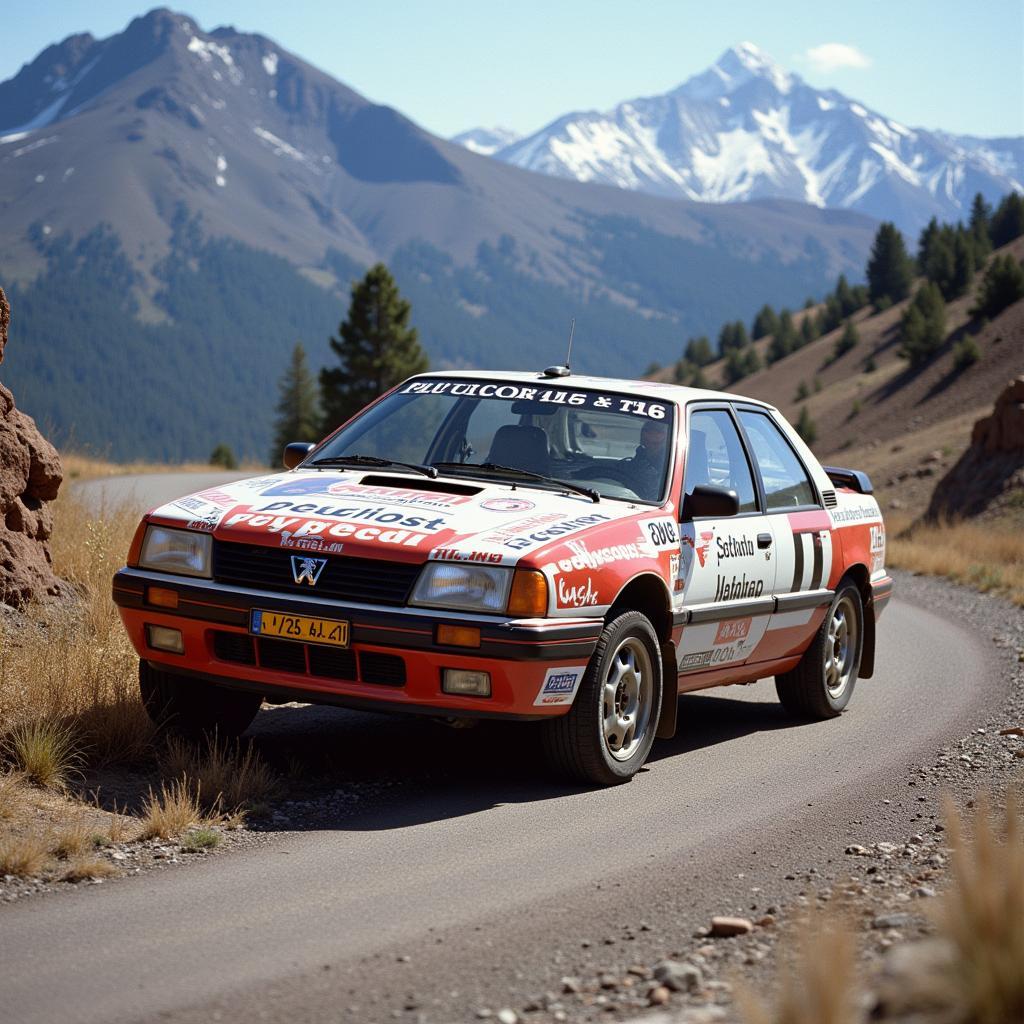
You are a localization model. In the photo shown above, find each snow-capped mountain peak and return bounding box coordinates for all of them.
[452,43,1022,234]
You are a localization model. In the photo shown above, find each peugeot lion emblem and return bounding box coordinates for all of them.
[291,555,327,586]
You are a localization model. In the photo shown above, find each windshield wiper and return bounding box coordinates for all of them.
[432,462,599,503]
[310,454,438,479]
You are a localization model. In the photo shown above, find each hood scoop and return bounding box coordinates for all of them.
[357,474,481,497]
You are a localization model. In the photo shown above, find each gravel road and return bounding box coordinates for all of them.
[1,473,1012,1024]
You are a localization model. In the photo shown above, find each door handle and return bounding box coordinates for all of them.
[757,533,773,549]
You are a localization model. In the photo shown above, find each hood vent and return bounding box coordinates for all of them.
[357,475,480,496]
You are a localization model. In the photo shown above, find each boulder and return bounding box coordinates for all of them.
[926,375,1024,520]
[0,286,66,607]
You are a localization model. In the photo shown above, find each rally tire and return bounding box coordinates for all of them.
[139,661,262,740]
[775,581,863,719]
[542,611,662,786]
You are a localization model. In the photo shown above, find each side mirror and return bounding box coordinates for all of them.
[682,484,739,520]
[283,442,316,470]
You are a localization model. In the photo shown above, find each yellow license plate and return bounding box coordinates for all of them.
[250,609,350,648]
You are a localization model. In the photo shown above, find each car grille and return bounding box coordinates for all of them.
[212,631,405,687]
[212,541,420,606]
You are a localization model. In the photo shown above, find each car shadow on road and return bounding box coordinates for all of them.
[239,688,798,834]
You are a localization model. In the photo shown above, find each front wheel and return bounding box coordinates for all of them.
[139,661,262,740]
[542,611,662,786]
[775,581,864,719]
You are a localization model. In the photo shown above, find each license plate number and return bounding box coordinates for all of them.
[250,609,350,647]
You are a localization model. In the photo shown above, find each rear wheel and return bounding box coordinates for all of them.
[542,611,662,786]
[139,661,262,740]
[775,581,863,719]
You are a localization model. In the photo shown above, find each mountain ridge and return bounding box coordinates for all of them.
[454,43,1023,235]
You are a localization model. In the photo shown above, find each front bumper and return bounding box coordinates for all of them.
[113,569,602,719]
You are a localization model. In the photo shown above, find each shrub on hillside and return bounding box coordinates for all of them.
[209,443,238,469]
[795,405,817,444]
[971,254,1024,319]
[953,337,981,372]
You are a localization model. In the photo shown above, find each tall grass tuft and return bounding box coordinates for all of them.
[937,794,1024,1024]
[0,835,49,877]
[139,776,207,840]
[161,735,279,813]
[2,720,81,789]
[738,913,858,1024]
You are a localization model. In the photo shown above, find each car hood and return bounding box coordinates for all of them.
[147,469,652,566]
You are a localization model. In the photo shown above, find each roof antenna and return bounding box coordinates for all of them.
[542,317,574,378]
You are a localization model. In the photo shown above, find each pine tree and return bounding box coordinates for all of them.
[948,230,975,300]
[971,254,1024,318]
[320,263,428,432]
[968,193,992,261]
[990,193,1024,248]
[767,309,797,363]
[834,274,860,317]
[742,346,762,375]
[684,335,714,366]
[866,222,913,307]
[917,218,941,273]
[751,304,779,340]
[833,319,859,361]
[723,347,748,384]
[795,405,817,445]
[899,282,947,367]
[799,314,818,347]
[270,342,321,465]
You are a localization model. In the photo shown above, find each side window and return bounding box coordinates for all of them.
[738,411,817,510]
[684,410,757,514]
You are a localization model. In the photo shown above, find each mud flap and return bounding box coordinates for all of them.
[656,640,678,739]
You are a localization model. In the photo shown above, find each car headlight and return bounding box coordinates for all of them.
[409,563,512,613]
[138,525,213,578]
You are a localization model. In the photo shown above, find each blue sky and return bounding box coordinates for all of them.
[3,1,1022,138]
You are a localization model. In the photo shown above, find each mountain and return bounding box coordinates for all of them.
[0,12,876,461]
[450,126,521,156]
[455,43,1023,237]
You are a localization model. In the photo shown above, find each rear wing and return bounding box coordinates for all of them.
[823,465,874,494]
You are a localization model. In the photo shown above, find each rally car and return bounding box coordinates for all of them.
[114,369,893,785]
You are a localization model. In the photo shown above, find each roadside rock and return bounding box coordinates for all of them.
[0,286,66,608]
[709,916,753,937]
[926,375,1024,520]
[653,959,703,993]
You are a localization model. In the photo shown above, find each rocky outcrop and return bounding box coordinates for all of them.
[0,286,66,607]
[926,375,1024,520]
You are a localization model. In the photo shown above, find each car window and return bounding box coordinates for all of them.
[684,409,757,513]
[737,411,817,510]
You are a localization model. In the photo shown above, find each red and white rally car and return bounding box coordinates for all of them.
[114,370,893,785]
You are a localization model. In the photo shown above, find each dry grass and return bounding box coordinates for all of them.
[0,493,154,766]
[139,776,210,840]
[60,857,117,883]
[161,735,279,814]
[738,913,858,1024]
[0,770,24,820]
[0,834,49,877]
[181,827,221,852]
[936,794,1024,1024]
[887,513,1024,606]
[60,452,235,482]
[1,719,81,789]
[49,808,95,860]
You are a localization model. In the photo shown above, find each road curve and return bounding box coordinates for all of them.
[0,476,1005,1024]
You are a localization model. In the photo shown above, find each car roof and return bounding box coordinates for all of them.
[411,369,776,411]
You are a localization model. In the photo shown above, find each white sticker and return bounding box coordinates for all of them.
[533,665,587,707]
[638,517,679,550]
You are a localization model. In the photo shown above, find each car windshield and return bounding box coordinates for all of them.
[311,378,675,503]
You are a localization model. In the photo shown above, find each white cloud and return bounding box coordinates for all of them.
[804,43,872,73]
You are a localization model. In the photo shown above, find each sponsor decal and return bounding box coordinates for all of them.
[186,517,218,532]
[556,575,599,608]
[429,548,504,563]
[680,650,712,670]
[674,579,685,593]
[831,503,879,524]
[716,535,754,560]
[223,508,438,549]
[714,617,752,645]
[640,517,679,549]
[696,530,714,568]
[543,538,641,576]
[713,574,765,601]
[870,523,886,573]
[679,639,752,672]
[533,665,587,707]
[291,555,327,586]
[279,535,344,553]
[252,501,447,531]
[669,553,680,579]
[502,513,611,551]
[194,488,238,508]
[401,380,668,419]
[480,497,535,512]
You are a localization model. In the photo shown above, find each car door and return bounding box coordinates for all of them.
[734,407,834,658]
[673,406,777,675]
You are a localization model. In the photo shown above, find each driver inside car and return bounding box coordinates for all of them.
[626,419,669,500]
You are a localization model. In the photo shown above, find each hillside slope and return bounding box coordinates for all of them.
[660,237,1024,517]
[0,10,877,460]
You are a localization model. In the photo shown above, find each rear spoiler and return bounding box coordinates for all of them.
[823,465,874,494]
